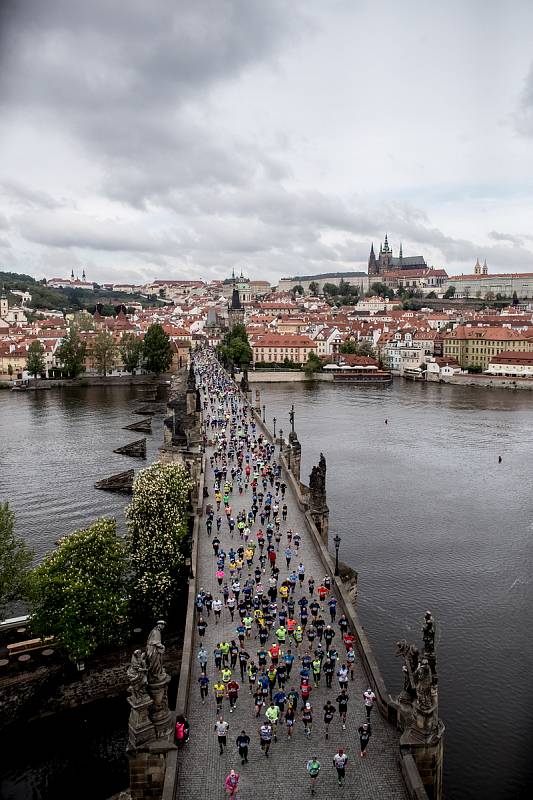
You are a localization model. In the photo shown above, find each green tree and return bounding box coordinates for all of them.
[340,339,359,354]
[120,333,144,374]
[485,291,495,301]
[92,330,117,376]
[292,285,304,295]
[26,341,46,379]
[143,323,173,374]
[443,285,456,299]
[358,340,376,358]
[309,281,320,295]
[126,463,192,618]
[426,291,437,299]
[512,291,519,306]
[303,351,322,377]
[370,282,395,300]
[29,518,128,662]
[56,325,87,378]
[217,324,252,368]
[0,502,34,615]
[323,282,339,296]
[7,363,13,377]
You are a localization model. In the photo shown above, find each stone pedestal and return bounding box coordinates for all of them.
[310,504,329,546]
[400,719,445,800]
[127,695,154,750]
[128,742,176,800]
[148,675,173,740]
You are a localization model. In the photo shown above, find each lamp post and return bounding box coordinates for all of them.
[262,404,266,423]
[273,417,277,437]
[279,428,283,447]
[333,534,341,577]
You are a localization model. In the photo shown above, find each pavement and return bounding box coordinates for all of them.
[175,374,408,800]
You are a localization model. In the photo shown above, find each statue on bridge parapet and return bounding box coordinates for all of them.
[309,452,329,545]
[146,620,168,684]
[395,611,444,800]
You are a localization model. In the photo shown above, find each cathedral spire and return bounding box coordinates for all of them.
[399,242,403,259]
[383,233,390,253]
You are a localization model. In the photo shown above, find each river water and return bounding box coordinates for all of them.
[256,379,533,800]
[0,384,167,800]
[0,381,532,799]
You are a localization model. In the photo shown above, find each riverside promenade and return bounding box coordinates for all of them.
[174,363,408,800]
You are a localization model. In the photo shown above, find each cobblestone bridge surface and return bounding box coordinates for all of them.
[175,379,407,800]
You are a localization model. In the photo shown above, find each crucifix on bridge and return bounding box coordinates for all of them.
[289,404,295,435]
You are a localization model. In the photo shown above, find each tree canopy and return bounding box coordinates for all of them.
[120,333,144,373]
[217,324,252,368]
[0,502,34,615]
[26,340,46,378]
[56,325,87,378]
[443,285,456,299]
[143,323,173,374]
[92,330,117,376]
[126,463,192,618]
[29,518,128,661]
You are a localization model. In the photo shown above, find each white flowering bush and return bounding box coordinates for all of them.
[29,518,129,662]
[126,462,192,618]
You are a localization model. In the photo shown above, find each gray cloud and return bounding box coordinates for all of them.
[0,1,532,282]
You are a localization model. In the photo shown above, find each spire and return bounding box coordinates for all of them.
[232,268,235,284]
[370,242,375,256]
[82,268,86,281]
[383,233,390,253]
[71,269,74,280]
[482,259,488,275]
[399,243,403,259]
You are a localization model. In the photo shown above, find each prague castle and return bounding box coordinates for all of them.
[368,235,427,276]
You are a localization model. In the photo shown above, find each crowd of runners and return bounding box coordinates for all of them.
[191,351,378,797]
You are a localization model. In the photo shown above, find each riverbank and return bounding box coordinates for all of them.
[3,373,171,391]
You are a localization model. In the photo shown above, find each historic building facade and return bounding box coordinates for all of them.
[368,235,427,277]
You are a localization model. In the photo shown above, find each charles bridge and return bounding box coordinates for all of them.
[124,359,444,800]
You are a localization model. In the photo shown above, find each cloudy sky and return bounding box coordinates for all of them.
[1,0,533,285]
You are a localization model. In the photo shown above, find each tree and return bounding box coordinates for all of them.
[443,286,456,299]
[56,325,87,378]
[120,333,144,374]
[426,291,437,299]
[309,281,320,295]
[323,282,339,296]
[29,518,128,662]
[512,291,519,306]
[26,341,46,379]
[143,323,173,374]
[370,282,395,300]
[340,340,359,354]
[217,324,252,368]
[303,351,322,377]
[485,291,495,301]
[0,502,34,615]
[292,285,304,295]
[7,363,13,377]
[358,340,376,358]
[126,463,192,618]
[92,330,117,376]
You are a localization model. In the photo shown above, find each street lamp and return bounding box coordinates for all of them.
[333,534,341,577]
[279,428,283,447]
[273,417,277,437]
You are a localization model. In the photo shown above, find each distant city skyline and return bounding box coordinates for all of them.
[1,1,533,285]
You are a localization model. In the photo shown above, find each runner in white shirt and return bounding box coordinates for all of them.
[363,688,376,721]
[214,716,229,754]
[333,749,348,786]
[212,598,223,624]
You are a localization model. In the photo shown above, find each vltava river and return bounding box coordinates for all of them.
[0,380,532,799]
[256,379,533,800]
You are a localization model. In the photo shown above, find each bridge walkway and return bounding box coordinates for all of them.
[175,398,407,799]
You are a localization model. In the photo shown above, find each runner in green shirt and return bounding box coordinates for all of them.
[306,757,321,795]
[265,701,280,741]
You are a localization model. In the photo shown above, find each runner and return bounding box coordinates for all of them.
[363,687,376,721]
[306,756,321,796]
[323,699,336,739]
[214,716,229,755]
[285,702,296,739]
[259,722,273,757]
[358,721,372,757]
[336,688,349,730]
[224,769,240,798]
[265,701,280,741]
[236,730,250,765]
[198,673,209,704]
[227,677,240,712]
[333,749,348,786]
[302,702,313,737]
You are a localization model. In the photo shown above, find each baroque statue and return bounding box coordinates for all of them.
[127,649,149,703]
[146,620,167,683]
[414,658,434,711]
[422,610,435,655]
